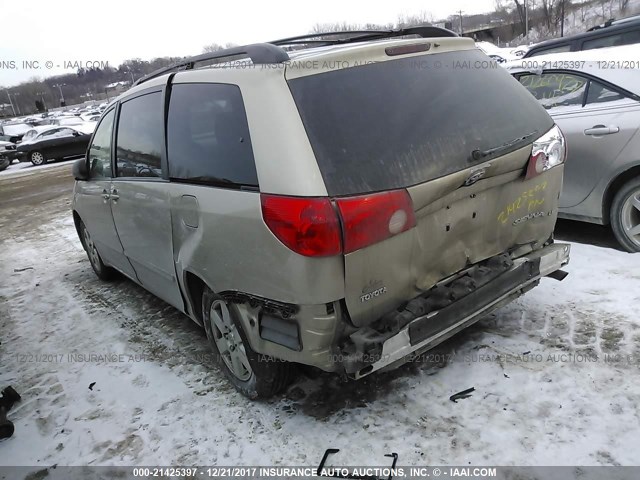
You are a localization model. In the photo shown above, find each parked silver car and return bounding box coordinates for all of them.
[508,45,640,252]
[72,29,570,398]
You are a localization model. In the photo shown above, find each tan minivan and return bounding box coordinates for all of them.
[72,28,570,398]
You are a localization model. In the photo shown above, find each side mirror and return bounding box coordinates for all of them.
[72,131,81,137]
[73,158,89,181]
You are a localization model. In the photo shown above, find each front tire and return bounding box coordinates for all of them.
[611,177,640,253]
[202,287,294,399]
[30,150,46,166]
[79,220,117,280]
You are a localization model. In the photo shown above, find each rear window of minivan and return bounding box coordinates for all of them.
[288,48,553,196]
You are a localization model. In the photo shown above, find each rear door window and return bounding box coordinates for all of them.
[167,83,257,188]
[288,49,553,196]
[115,92,163,178]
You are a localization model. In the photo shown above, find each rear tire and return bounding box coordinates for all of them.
[611,177,640,253]
[30,150,46,166]
[79,220,118,280]
[0,422,14,439]
[202,287,294,399]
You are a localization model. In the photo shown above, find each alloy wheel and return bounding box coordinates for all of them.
[209,299,252,381]
[621,188,640,249]
[83,226,101,271]
[31,152,45,165]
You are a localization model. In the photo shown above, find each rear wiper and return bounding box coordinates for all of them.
[470,131,538,162]
[173,175,259,191]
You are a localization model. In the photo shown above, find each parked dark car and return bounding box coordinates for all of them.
[524,15,640,57]
[0,155,10,172]
[0,123,32,143]
[0,135,19,162]
[17,126,91,166]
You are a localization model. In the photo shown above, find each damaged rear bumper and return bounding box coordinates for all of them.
[343,242,571,379]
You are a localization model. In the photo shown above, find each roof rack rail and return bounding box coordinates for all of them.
[269,26,458,47]
[134,26,458,87]
[588,18,615,31]
[133,43,290,86]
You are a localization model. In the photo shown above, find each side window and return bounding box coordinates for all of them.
[583,30,640,50]
[586,81,626,105]
[518,72,587,109]
[88,109,115,179]
[583,34,622,50]
[50,128,75,138]
[528,44,572,57]
[167,83,258,187]
[622,30,640,45]
[38,129,61,139]
[116,92,163,178]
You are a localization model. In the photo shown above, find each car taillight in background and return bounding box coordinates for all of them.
[525,124,566,180]
[261,189,416,257]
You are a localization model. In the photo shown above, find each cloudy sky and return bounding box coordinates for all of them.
[0,0,495,86]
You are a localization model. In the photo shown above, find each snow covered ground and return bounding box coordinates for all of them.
[1,165,640,475]
[0,158,77,178]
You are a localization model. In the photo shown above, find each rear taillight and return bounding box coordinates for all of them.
[261,194,342,257]
[261,189,417,257]
[335,190,416,254]
[525,124,566,180]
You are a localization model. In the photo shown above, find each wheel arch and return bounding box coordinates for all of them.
[603,164,640,225]
[72,210,85,249]
[183,270,208,327]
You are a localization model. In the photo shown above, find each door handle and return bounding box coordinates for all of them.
[102,189,110,202]
[110,188,120,202]
[584,125,620,136]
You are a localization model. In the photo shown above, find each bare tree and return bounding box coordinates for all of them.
[396,10,435,28]
[512,0,527,32]
[618,0,630,12]
[579,1,589,22]
[555,0,567,34]
[540,0,555,29]
[202,42,238,53]
[596,0,608,19]
[311,22,364,34]
[534,0,576,35]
